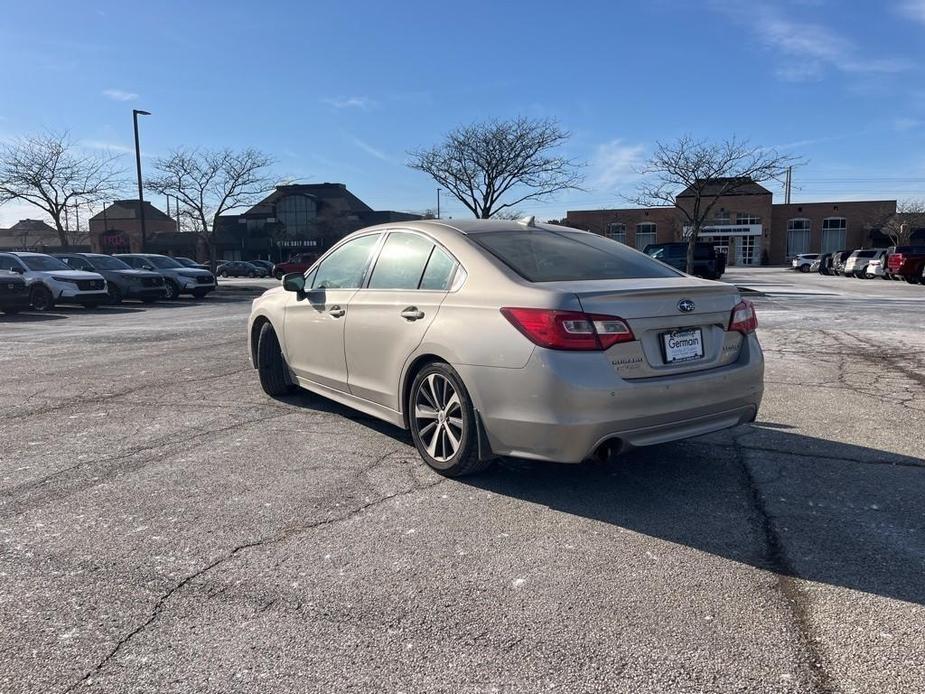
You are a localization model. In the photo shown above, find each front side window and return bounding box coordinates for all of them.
[635,223,657,250]
[368,232,434,290]
[312,234,380,289]
[147,256,184,269]
[470,229,679,282]
[0,255,23,271]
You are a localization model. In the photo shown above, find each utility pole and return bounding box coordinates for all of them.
[437,188,441,219]
[132,108,151,251]
[784,166,792,205]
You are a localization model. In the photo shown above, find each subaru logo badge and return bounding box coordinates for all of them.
[677,299,695,313]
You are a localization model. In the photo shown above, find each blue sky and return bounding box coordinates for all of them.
[1,0,924,226]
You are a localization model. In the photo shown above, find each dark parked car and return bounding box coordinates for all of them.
[174,256,210,271]
[216,260,268,278]
[248,259,275,275]
[815,253,834,275]
[0,270,30,314]
[55,253,166,304]
[116,253,216,299]
[829,250,853,276]
[272,252,319,279]
[884,245,925,283]
[642,242,726,280]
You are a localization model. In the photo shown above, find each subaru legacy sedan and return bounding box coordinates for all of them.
[248,219,763,476]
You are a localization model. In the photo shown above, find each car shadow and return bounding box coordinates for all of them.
[0,312,68,322]
[271,389,413,444]
[459,424,925,606]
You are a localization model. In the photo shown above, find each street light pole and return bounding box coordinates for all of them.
[437,188,441,219]
[132,109,151,252]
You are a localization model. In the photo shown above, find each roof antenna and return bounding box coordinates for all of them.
[518,215,536,228]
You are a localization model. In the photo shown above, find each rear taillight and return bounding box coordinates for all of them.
[500,307,634,351]
[728,299,757,334]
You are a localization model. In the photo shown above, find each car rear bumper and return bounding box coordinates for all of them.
[456,334,764,463]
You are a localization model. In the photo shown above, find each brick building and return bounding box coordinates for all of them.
[566,180,898,265]
[88,200,183,255]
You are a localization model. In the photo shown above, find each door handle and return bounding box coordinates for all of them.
[329,305,346,318]
[401,306,425,321]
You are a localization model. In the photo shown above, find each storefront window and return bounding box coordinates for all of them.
[635,222,656,250]
[605,223,626,244]
[821,217,847,253]
[787,218,811,257]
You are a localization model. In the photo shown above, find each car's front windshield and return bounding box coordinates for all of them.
[147,256,184,269]
[20,255,70,271]
[89,255,132,270]
[175,257,197,267]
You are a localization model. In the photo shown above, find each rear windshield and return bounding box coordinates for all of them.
[855,250,877,258]
[470,229,681,282]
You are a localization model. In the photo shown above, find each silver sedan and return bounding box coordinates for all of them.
[248,219,764,476]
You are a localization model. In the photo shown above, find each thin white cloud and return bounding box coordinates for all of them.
[351,136,389,161]
[712,1,910,81]
[897,0,925,24]
[588,139,646,192]
[81,139,135,154]
[102,88,139,102]
[322,96,375,110]
[893,117,922,132]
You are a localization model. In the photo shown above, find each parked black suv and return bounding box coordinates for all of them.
[642,242,726,280]
[55,253,166,304]
[0,270,30,314]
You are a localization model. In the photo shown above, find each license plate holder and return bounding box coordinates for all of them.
[661,328,704,364]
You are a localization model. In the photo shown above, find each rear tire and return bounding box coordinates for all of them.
[30,285,54,312]
[799,264,810,272]
[164,280,180,300]
[408,362,490,477]
[257,322,296,396]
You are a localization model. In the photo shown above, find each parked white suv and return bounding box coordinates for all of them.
[790,253,819,272]
[844,249,887,278]
[0,252,108,311]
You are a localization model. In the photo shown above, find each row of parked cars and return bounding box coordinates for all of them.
[0,251,218,314]
[791,245,925,283]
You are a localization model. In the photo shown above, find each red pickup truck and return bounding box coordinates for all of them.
[272,253,319,279]
[885,245,925,283]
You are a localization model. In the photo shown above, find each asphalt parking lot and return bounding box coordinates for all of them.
[1,270,923,694]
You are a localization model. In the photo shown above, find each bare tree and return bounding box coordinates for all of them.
[630,136,799,273]
[408,117,583,219]
[146,148,274,266]
[879,199,925,246]
[0,133,122,249]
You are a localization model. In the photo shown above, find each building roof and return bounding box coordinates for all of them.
[7,219,57,233]
[0,219,62,249]
[243,183,374,217]
[677,178,772,198]
[89,200,173,222]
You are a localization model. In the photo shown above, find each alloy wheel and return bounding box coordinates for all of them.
[414,373,464,462]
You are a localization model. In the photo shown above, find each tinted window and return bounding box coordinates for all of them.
[60,256,93,271]
[147,256,183,269]
[0,255,21,271]
[312,234,379,289]
[368,232,433,289]
[88,255,132,270]
[20,255,70,271]
[419,246,457,291]
[471,230,680,282]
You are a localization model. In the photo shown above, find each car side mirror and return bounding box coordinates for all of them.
[282,272,306,296]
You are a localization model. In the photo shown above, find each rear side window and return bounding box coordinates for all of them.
[313,234,380,289]
[368,232,433,289]
[470,230,680,282]
[419,246,457,290]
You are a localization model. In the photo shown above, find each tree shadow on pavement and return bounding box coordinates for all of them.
[460,423,925,606]
[0,312,68,322]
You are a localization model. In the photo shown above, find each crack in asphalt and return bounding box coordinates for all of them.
[60,456,446,693]
[731,434,839,694]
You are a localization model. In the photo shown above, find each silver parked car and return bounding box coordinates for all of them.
[247,219,764,476]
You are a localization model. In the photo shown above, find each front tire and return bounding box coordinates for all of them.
[108,285,123,305]
[256,322,296,396]
[799,264,810,273]
[408,362,489,477]
[164,280,180,300]
[30,285,54,312]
